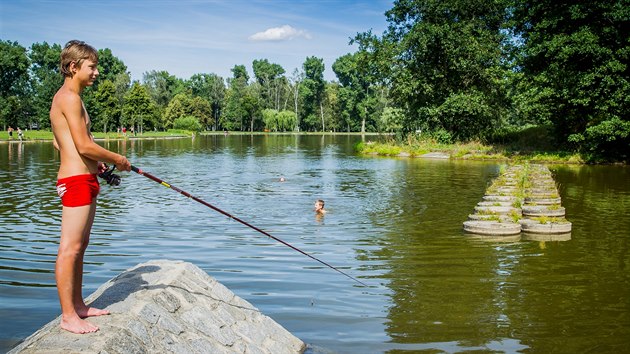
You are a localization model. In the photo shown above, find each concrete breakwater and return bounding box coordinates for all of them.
[9,260,305,354]
[463,164,572,241]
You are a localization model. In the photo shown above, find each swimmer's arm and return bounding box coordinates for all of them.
[53,136,59,151]
[62,94,130,171]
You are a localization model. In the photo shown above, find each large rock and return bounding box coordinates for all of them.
[10,260,305,354]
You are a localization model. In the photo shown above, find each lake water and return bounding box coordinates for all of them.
[1,135,629,353]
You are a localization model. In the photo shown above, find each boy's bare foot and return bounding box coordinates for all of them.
[60,316,99,334]
[76,305,110,318]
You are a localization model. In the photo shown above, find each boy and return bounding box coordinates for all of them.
[50,40,131,334]
[314,199,326,215]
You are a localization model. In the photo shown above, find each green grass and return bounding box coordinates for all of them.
[356,135,586,164]
[508,210,521,223]
[531,216,566,224]
[1,129,193,141]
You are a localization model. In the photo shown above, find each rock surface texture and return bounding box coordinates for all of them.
[10,260,305,354]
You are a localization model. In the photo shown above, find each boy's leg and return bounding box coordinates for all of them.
[56,202,100,333]
[73,200,109,318]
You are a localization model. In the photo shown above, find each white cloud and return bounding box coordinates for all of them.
[249,25,311,41]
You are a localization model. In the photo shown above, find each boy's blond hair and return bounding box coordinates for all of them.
[60,40,98,78]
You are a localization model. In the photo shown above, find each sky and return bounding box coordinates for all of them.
[1,0,393,82]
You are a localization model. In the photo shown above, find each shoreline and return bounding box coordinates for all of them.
[2,131,625,165]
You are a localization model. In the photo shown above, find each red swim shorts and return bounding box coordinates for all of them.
[56,174,100,207]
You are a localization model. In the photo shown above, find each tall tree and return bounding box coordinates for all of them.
[186,73,225,130]
[511,0,630,160]
[333,52,380,133]
[92,79,119,133]
[122,82,157,131]
[355,0,511,141]
[252,59,286,110]
[0,40,30,130]
[83,48,129,127]
[29,42,63,129]
[221,65,250,131]
[94,48,128,89]
[301,56,326,131]
[323,82,342,132]
[242,84,262,132]
[142,70,184,111]
[288,68,304,131]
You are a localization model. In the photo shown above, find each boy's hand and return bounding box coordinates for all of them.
[115,155,131,172]
[97,162,108,174]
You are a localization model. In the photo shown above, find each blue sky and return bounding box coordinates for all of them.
[1,0,392,82]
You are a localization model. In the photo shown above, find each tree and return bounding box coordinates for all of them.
[0,40,30,130]
[511,0,630,160]
[163,93,186,129]
[163,92,212,129]
[354,0,511,140]
[252,59,286,110]
[379,107,405,134]
[94,48,128,89]
[186,73,225,130]
[288,68,304,131]
[324,82,342,132]
[277,110,297,132]
[122,82,157,131]
[92,80,119,133]
[0,40,30,96]
[173,116,202,132]
[113,72,131,106]
[262,109,297,132]
[262,109,279,131]
[29,42,63,129]
[242,85,262,132]
[221,65,250,131]
[333,52,379,133]
[143,70,184,110]
[301,56,326,131]
[189,96,213,129]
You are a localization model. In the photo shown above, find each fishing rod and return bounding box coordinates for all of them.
[128,165,368,287]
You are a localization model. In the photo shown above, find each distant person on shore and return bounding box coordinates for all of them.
[17,127,24,141]
[50,40,131,334]
[314,199,326,215]
[8,126,14,139]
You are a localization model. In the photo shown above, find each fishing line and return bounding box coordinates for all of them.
[130,165,368,287]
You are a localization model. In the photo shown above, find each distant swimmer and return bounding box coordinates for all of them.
[314,199,326,215]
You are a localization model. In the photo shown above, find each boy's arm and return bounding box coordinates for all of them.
[62,94,130,171]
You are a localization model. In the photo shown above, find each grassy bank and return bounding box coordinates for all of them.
[1,130,193,142]
[1,130,381,142]
[2,129,588,164]
[357,136,585,164]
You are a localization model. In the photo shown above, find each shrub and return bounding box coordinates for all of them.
[173,116,202,132]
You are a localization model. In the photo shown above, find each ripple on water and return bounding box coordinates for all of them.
[2,139,630,354]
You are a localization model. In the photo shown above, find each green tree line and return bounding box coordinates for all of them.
[1,0,627,161]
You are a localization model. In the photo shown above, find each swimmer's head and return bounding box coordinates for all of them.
[314,199,325,212]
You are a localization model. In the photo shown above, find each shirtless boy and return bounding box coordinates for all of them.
[50,40,131,334]
[314,199,326,215]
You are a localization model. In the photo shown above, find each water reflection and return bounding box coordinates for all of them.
[1,137,629,353]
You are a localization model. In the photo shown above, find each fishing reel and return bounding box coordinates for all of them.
[98,164,121,186]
